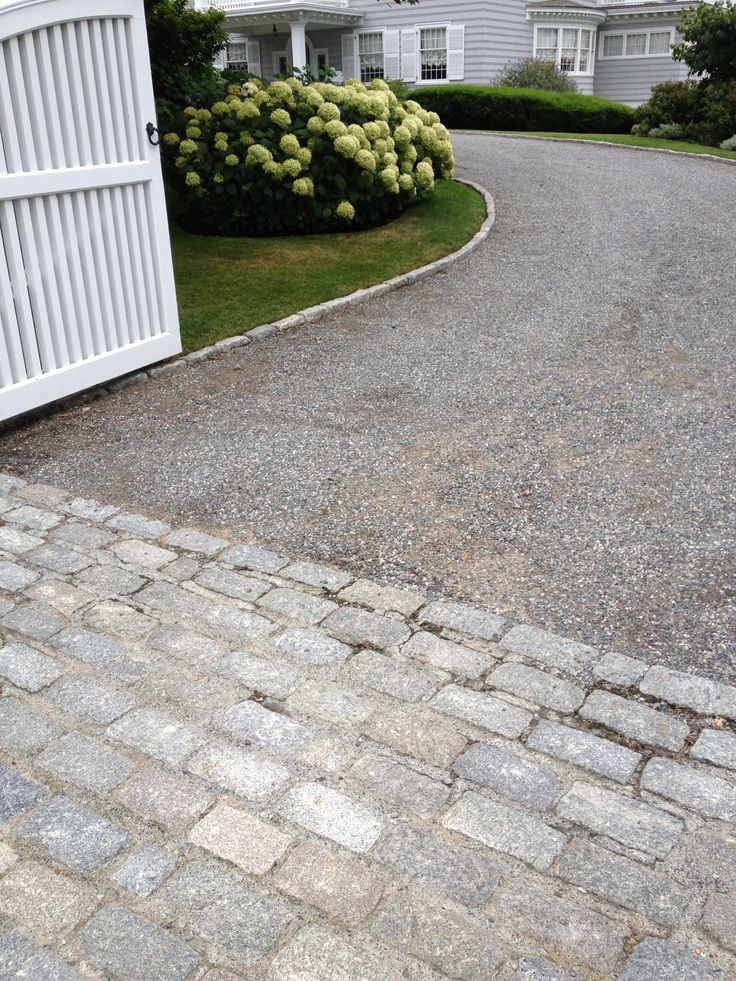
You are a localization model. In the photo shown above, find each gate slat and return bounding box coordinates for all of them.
[20,31,52,171]
[5,37,36,171]
[35,28,66,171]
[58,191,96,360]
[101,18,128,163]
[0,224,27,386]
[110,185,142,344]
[0,200,42,378]
[0,42,24,173]
[112,17,139,162]
[122,184,152,340]
[49,23,79,168]
[61,20,93,167]
[73,189,112,355]
[132,183,161,338]
[14,198,57,372]
[75,20,106,166]
[88,19,117,165]
[84,189,121,352]
[99,186,133,348]
[44,194,83,364]
[29,195,71,368]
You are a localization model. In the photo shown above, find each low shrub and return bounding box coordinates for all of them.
[634,80,700,132]
[634,79,736,145]
[721,133,736,150]
[492,57,578,93]
[413,85,635,133]
[163,77,454,236]
[657,122,686,139]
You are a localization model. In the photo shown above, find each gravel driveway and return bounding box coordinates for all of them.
[3,135,735,680]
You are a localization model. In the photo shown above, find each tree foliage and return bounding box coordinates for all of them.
[672,0,736,82]
[145,0,228,130]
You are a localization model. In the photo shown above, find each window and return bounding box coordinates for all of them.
[579,29,592,72]
[358,32,384,82]
[625,33,647,56]
[420,26,448,81]
[226,41,249,70]
[560,28,580,72]
[600,29,674,58]
[602,33,624,57]
[535,27,558,62]
[648,31,672,54]
[533,26,595,74]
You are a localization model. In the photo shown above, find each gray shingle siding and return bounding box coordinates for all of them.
[221,2,692,105]
[346,0,532,84]
[594,18,689,105]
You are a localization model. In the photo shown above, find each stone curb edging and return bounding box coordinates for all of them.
[171,178,494,364]
[0,180,495,431]
[457,129,736,167]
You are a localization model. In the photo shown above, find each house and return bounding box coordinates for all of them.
[194,0,696,106]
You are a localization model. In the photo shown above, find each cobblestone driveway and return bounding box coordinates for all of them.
[0,471,735,979]
[3,137,735,680]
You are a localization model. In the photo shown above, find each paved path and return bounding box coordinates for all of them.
[3,136,735,681]
[0,470,735,979]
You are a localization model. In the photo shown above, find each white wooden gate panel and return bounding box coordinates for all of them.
[0,0,181,422]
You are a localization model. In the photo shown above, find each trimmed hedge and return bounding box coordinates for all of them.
[413,85,635,134]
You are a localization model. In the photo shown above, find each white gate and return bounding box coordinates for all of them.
[0,0,181,422]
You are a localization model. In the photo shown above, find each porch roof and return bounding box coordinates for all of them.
[206,1,363,30]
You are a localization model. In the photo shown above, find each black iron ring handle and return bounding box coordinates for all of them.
[146,122,161,147]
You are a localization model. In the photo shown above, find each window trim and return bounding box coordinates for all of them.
[225,39,249,71]
[532,24,596,76]
[412,21,451,86]
[598,28,675,59]
[417,22,449,84]
[355,28,387,83]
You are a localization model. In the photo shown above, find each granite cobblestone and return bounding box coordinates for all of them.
[0,476,734,979]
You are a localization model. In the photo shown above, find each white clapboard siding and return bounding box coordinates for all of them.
[0,0,182,422]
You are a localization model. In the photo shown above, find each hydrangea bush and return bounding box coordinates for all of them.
[163,77,454,235]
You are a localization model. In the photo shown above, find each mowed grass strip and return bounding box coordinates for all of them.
[489,131,736,159]
[171,180,486,352]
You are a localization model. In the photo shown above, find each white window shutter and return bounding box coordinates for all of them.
[447,24,465,80]
[384,29,400,80]
[341,32,357,81]
[401,28,417,82]
[246,40,261,77]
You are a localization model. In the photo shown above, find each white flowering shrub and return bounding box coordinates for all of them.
[163,77,454,235]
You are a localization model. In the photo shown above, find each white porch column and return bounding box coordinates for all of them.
[289,19,308,70]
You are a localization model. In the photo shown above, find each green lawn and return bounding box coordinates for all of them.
[490,131,736,160]
[171,180,486,352]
